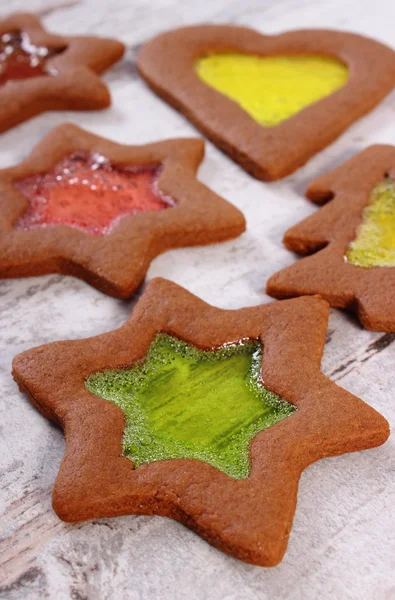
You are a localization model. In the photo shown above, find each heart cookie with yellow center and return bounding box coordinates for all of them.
[138,25,395,181]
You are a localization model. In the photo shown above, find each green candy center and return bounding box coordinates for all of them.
[86,333,295,479]
[346,178,395,268]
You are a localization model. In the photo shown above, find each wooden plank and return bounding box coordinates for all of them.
[0,0,394,597]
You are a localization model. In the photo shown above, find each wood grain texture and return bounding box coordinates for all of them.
[0,0,394,598]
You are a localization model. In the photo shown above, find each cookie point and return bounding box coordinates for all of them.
[265,272,289,298]
[146,277,178,294]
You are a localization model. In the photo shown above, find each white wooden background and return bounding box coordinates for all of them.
[0,1,394,598]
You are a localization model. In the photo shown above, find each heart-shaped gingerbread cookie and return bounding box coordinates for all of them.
[138,25,395,181]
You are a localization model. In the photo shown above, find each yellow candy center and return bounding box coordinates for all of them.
[195,54,349,127]
[346,179,395,268]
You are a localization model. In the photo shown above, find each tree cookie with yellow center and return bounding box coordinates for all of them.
[267,145,395,331]
[12,278,389,566]
[138,25,395,181]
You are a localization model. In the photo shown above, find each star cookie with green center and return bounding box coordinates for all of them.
[12,278,389,566]
[267,145,395,332]
[0,123,245,297]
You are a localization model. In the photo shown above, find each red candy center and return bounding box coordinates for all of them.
[0,31,63,85]
[14,152,175,236]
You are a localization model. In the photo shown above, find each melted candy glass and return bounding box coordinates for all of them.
[86,333,295,480]
[346,178,395,268]
[14,152,175,236]
[195,54,349,127]
[0,30,64,85]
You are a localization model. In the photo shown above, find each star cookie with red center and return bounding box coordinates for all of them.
[0,123,245,297]
[0,12,125,132]
[12,278,389,566]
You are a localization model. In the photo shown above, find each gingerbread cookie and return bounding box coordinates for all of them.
[0,123,245,297]
[12,278,389,566]
[0,12,125,132]
[267,145,395,331]
[138,25,395,181]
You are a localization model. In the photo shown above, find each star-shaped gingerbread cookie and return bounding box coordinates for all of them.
[267,145,395,331]
[12,278,389,567]
[0,12,125,132]
[0,123,245,297]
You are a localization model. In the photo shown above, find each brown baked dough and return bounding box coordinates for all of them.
[12,278,389,567]
[0,123,245,297]
[137,25,395,181]
[0,12,125,132]
[267,145,395,331]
